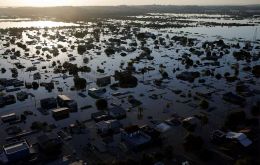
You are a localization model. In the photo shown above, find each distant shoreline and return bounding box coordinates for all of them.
[0,5,260,20]
[0,4,260,8]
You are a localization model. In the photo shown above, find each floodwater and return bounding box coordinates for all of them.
[0,20,79,29]
[160,26,260,41]
[0,14,259,150]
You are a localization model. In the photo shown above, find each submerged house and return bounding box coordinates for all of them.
[226,132,252,147]
[0,95,16,106]
[91,111,111,122]
[0,79,23,87]
[88,88,106,98]
[40,97,57,110]
[52,108,70,120]
[155,122,172,133]
[211,130,252,147]
[1,113,17,123]
[121,125,151,150]
[57,95,78,112]
[140,125,161,142]
[96,119,122,135]
[96,76,111,87]
[108,106,126,119]
[3,140,30,162]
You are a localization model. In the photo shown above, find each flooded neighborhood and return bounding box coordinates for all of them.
[0,4,259,165]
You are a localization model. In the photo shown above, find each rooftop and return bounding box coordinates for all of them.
[52,107,69,113]
[57,95,71,101]
[1,113,16,118]
[123,131,151,146]
[3,140,29,155]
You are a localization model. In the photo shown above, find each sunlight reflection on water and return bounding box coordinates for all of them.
[0,21,79,28]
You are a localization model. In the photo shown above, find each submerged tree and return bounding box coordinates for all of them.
[73,77,87,90]
[96,99,108,110]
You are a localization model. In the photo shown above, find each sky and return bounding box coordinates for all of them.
[0,0,259,7]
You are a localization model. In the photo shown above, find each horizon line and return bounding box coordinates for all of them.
[1,4,260,8]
